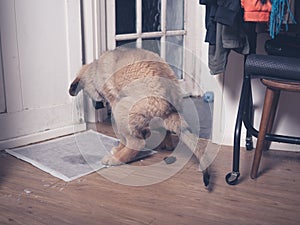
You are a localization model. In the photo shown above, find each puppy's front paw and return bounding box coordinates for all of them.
[101,154,124,166]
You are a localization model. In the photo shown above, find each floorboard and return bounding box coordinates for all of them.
[0,123,299,225]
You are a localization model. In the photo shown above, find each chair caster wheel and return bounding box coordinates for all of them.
[225,172,240,185]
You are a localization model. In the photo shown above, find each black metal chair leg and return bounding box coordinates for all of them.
[226,75,251,185]
[226,23,257,185]
[245,81,254,151]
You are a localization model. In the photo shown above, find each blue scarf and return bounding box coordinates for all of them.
[269,0,296,38]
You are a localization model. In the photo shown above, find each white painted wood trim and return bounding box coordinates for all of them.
[160,0,167,59]
[82,0,106,61]
[0,36,6,113]
[136,0,142,48]
[82,0,108,122]
[0,0,23,113]
[0,123,86,150]
[99,0,107,53]
[106,0,116,50]
[82,0,95,62]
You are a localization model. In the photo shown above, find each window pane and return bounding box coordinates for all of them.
[166,0,184,30]
[166,36,183,79]
[142,38,161,55]
[116,40,137,48]
[116,0,136,34]
[142,0,161,32]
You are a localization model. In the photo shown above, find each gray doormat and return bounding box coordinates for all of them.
[5,130,155,182]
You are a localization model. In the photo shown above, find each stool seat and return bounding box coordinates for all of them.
[245,54,300,81]
[261,79,300,92]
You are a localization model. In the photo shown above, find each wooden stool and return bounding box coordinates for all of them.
[250,79,300,179]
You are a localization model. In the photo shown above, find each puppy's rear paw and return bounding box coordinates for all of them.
[101,154,124,166]
[111,146,124,155]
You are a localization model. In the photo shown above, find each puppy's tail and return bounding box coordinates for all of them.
[163,112,211,187]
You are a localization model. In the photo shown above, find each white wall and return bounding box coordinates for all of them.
[184,2,226,144]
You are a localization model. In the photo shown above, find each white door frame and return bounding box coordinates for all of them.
[80,0,109,123]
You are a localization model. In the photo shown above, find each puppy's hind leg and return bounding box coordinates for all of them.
[111,142,125,155]
[102,136,145,166]
[113,146,140,164]
[158,131,174,151]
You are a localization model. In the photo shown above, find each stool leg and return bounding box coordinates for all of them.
[264,91,280,151]
[250,87,280,179]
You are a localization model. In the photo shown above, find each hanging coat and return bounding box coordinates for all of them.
[241,0,272,22]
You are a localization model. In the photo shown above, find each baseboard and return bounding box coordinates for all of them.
[0,123,86,150]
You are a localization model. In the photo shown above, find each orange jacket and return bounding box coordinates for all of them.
[241,0,272,22]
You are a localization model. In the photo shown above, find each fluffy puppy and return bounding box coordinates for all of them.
[69,48,210,186]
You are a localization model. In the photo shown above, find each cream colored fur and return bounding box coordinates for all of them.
[69,48,208,169]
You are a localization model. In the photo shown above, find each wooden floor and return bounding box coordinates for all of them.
[0,123,300,225]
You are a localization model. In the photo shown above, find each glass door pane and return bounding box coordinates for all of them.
[116,0,136,34]
[142,38,161,55]
[117,39,137,48]
[142,0,161,32]
[166,35,183,79]
[113,0,185,79]
[166,0,184,30]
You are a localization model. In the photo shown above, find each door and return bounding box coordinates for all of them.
[0,0,85,150]
[105,0,224,143]
[82,0,225,144]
